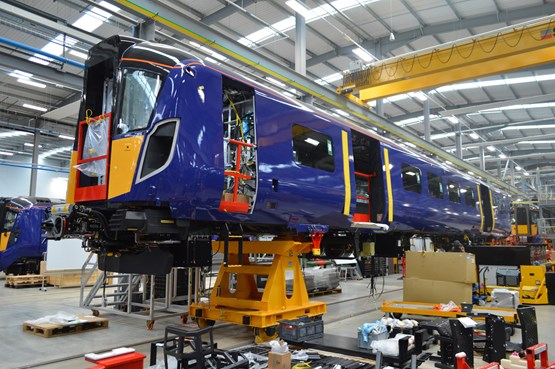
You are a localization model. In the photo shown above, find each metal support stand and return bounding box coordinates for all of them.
[80,259,190,329]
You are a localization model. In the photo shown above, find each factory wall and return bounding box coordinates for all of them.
[0,156,69,199]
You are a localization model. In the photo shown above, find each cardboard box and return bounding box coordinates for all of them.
[403,277,473,305]
[268,351,291,369]
[405,251,477,283]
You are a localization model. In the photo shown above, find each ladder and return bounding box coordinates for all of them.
[79,253,189,329]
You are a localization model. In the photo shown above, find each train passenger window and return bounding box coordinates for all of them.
[448,181,461,203]
[461,186,475,207]
[401,163,422,193]
[118,69,162,133]
[427,173,444,199]
[292,124,334,172]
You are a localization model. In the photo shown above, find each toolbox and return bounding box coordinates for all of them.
[496,268,520,287]
[278,316,324,342]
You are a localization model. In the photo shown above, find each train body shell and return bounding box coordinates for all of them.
[0,198,49,274]
[48,35,512,262]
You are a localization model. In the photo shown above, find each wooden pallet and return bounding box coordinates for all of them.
[308,288,342,297]
[22,315,109,338]
[48,271,101,288]
[5,274,48,288]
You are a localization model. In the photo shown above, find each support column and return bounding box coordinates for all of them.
[509,161,515,187]
[294,11,306,76]
[132,18,155,41]
[29,120,41,196]
[423,95,431,142]
[536,167,542,203]
[479,146,486,171]
[455,122,463,159]
[375,41,384,118]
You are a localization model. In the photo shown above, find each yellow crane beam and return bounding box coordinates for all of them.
[340,16,555,102]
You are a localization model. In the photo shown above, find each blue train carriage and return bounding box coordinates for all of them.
[386,144,511,250]
[43,35,512,269]
[0,197,51,275]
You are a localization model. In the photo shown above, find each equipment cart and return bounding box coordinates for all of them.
[381,300,518,323]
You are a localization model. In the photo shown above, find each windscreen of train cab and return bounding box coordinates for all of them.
[117,69,162,134]
[115,43,193,135]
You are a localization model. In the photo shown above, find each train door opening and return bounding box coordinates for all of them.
[219,76,258,214]
[351,132,385,224]
[0,199,12,252]
[479,184,494,232]
[73,51,117,202]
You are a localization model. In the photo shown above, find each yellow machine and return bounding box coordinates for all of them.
[189,240,326,343]
[520,265,549,305]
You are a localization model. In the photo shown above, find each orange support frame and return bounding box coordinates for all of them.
[189,240,326,341]
[74,113,112,202]
[219,139,254,214]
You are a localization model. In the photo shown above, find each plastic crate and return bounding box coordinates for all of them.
[496,269,520,287]
[278,317,324,343]
[357,331,388,350]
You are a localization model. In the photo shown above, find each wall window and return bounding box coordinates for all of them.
[462,186,475,207]
[427,173,444,199]
[292,124,334,172]
[448,181,461,203]
[401,163,422,193]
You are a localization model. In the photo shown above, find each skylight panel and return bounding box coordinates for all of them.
[239,1,380,46]
[28,2,116,66]
[73,13,104,32]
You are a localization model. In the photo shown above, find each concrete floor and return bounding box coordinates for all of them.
[1,272,553,369]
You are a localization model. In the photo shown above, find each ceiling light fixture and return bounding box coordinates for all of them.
[17,79,46,88]
[24,143,43,148]
[516,140,555,144]
[22,103,47,112]
[0,151,14,156]
[352,47,376,62]
[447,116,459,124]
[58,134,74,140]
[502,124,555,130]
[388,0,395,41]
[469,132,480,140]
[486,146,496,152]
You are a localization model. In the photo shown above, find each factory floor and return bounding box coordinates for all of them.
[1,272,554,369]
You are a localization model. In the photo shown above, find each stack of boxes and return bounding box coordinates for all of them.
[403,251,477,304]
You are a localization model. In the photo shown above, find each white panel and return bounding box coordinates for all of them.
[45,239,95,271]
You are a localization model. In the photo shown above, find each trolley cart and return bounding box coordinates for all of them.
[381,300,518,323]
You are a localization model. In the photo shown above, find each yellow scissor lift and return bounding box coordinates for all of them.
[381,300,518,323]
[189,239,326,343]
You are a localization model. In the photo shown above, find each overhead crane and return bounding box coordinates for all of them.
[339,15,555,103]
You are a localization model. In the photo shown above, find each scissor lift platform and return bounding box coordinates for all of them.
[381,300,518,323]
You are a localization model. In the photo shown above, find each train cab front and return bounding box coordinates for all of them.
[46,36,197,256]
